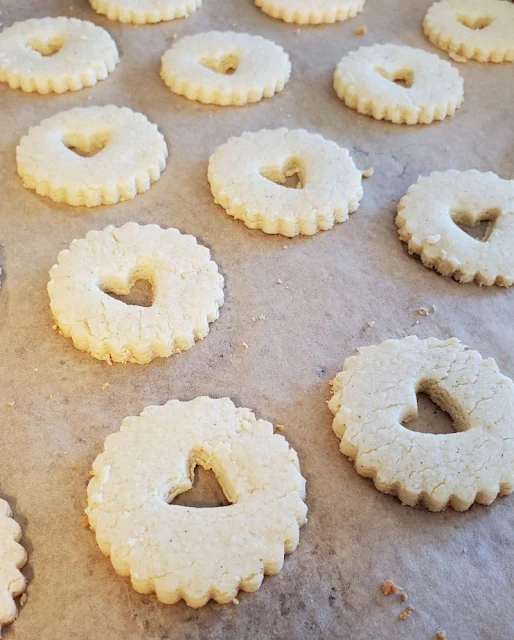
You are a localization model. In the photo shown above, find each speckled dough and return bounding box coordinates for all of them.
[0,500,27,629]
[16,106,168,207]
[424,0,514,63]
[208,128,363,236]
[333,44,464,124]
[86,397,307,607]
[396,170,514,286]
[161,31,291,106]
[329,336,514,511]
[255,0,366,24]
[48,223,224,364]
[89,0,202,24]
[0,17,119,94]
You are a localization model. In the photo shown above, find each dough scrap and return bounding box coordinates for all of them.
[0,500,27,628]
[208,128,363,236]
[48,223,224,364]
[329,336,514,511]
[86,397,307,607]
[396,170,514,286]
[161,31,291,106]
[424,0,514,63]
[0,17,119,94]
[333,44,464,124]
[89,0,202,24]
[16,105,168,207]
[254,0,366,24]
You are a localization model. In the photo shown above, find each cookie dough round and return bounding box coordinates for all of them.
[255,0,366,24]
[16,105,168,207]
[333,44,464,124]
[396,170,514,286]
[89,0,202,24]
[0,500,27,628]
[424,0,514,63]
[48,223,224,364]
[208,129,363,236]
[86,397,307,607]
[329,336,514,511]
[161,31,291,106]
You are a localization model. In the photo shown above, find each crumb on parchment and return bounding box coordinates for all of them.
[399,605,414,620]
[399,591,408,601]
[101,382,110,390]
[381,579,401,595]
[354,25,367,35]
[19,593,27,607]
[71,461,78,469]
[362,167,374,178]
[82,515,90,529]
[6,401,15,407]
[241,342,249,350]
[436,632,446,640]
[276,424,286,432]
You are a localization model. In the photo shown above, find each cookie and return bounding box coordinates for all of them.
[396,170,514,286]
[89,0,202,24]
[86,397,307,607]
[0,500,27,629]
[329,336,514,511]
[424,0,514,63]
[48,223,224,364]
[208,128,363,236]
[255,0,366,24]
[161,31,291,106]
[0,17,119,94]
[333,44,464,124]
[16,106,168,207]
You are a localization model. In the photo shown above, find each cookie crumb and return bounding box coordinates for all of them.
[241,341,249,350]
[282,245,288,250]
[71,461,78,469]
[400,591,408,601]
[45,484,52,490]
[52,324,58,331]
[6,401,15,407]
[82,515,90,529]
[362,167,374,178]
[381,579,401,595]
[436,632,446,640]
[366,320,375,328]
[258,314,265,321]
[101,382,110,390]
[417,306,435,316]
[19,593,27,607]
[354,25,367,35]
[276,424,286,431]
[295,28,301,34]
[33,368,38,372]
[48,394,53,400]
[232,597,239,604]
[399,605,414,620]
[276,279,283,285]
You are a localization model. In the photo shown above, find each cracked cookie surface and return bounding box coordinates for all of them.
[0,500,27,629]
[89,0,202,24]
[254,0,366,24]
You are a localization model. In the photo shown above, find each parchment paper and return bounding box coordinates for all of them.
[1,0,513,638]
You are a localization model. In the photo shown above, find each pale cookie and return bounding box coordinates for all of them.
[329,336,514,511]
[396,170,514,286]
[48,223,224,364]
[0,17,119,94]
[17,106,168,207]
[161,31,291,106]
[0,500,27,629]
[255,0,366,24]
[424,0,514,63]
[334,44,464,124]
[86,397,307,607]
[208,129,363,236]
[89,0,202,24]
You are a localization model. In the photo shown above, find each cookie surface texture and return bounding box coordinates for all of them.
[0,17,119,94]
[329,336,514,511]
[208,128,363,236]
[255,0,366,24]
[86,397,307,607]
[0,500,27,628]
[16,105,168,207]
[396,170,514,286]
[48,223,224,364]
[89,0,202,24]
[333,44,464,124]
[161,31,291,106]
[424,0,514,63]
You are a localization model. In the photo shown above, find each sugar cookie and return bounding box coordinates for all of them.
[333,44,464,124]
[255,0,366,24]
[89,0,202,24]
[161,31,291,106]
[396,170,514,286]
[48,223,224,364]
[0,500,27,629]
[86,397,307,607]
[16,106,167,207]
[208,129,363,236]
[329,336,514,511]
[424,0,514,63]
[0,17,119,94]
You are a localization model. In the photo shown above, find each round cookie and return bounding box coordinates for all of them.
[48,223,224,364]
[16,105,168,207]
[329,336,514,511]
[86,397,307,607]
[0,17,119,94]
[89,0,202,24]
[396,170,514,286]
[255,0,366,24]
[208,128,363,236]
[333,44,464,124]
[0,500,27,629]
[161,31,291,106]
[424,0,514,63]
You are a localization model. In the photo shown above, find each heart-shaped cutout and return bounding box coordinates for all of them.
[171,465,231,508]
[200,53,239,75]
[26,35,63,57]
[261,157,304,189]
[102,278,154,308]
[63,130,111,158]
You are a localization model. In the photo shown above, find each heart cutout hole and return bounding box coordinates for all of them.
[451,207,500,242]
[26,35,64,56]
[376,67,414,88]
[200,53,239,75]
[172,465,231,508]
[261,157,304,189]
[102,278,154,308]
[457,14,492,30]
[402,392,456,435]
[63,131,111,158]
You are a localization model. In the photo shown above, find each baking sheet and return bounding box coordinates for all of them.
[1,0,513,638]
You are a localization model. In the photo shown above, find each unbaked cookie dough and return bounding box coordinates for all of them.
[396,170,514,286]
[333,44,464,124]
[16,105,168,207]
[48,223,224,364]
[255,0,366,24]
[89,0,202,24]
[329,336,514,511]
[86,397,307,607]
[0,500,27,630]
[161,31,291,106]
[424,0,514,63]
[208,128,363,236]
